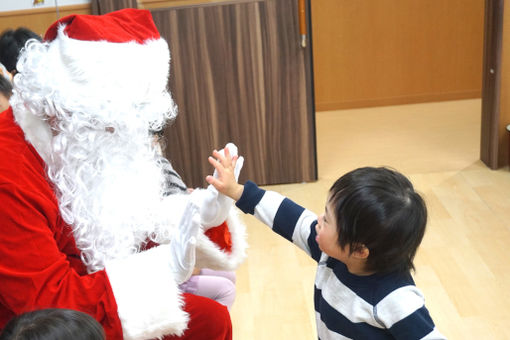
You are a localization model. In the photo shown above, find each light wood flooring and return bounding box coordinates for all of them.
[230,99,510,339]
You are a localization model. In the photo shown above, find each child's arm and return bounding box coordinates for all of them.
[206,149,322,262]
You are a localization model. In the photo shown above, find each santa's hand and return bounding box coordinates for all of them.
[169,201,200,284]
[199,143,244,228]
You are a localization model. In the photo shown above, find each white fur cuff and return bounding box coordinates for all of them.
[195,209,248,271]
[105,244,189,340]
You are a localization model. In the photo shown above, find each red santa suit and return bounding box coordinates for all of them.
[0,9,246,340]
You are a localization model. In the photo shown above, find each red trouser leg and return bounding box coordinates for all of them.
[164,293,232,340]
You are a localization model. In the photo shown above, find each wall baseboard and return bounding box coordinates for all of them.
[316,91,481,112]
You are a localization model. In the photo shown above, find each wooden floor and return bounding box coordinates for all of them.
[230,99,510,339]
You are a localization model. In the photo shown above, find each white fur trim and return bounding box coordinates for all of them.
[105,244,189,340]
[195,208,248,271]
[12,107,52,164]
[45,25,173,120]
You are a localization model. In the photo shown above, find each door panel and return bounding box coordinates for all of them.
[151,0,316,187]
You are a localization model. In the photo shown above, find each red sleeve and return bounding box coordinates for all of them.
[0,181,123,340]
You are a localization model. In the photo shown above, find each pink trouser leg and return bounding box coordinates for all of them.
[181,270,236,310]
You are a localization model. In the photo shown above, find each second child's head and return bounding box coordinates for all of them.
[0,308,105,340]
[319,167,427,275]
[0,27,42,75]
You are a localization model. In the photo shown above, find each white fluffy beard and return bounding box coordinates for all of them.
[48,115,175,273]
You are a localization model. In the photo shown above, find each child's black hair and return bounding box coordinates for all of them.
[0,308,105,340]
[0,27,42,74]
[329,167,427,274]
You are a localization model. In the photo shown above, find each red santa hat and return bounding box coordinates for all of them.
[44,8,161,43]
[39,9,171,116]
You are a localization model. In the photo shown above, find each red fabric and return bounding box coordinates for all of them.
[44,8,160,43]
[0,108,231,340]
[205,222,233,254]
[0,107,121,338]
[164,294,232,340]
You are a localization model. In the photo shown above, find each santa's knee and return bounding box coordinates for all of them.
[203,298,231,333]
[179,293,232,340]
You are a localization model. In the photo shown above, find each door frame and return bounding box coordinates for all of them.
[481,0,504,168]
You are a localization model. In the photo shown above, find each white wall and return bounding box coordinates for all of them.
[0,0,90,12]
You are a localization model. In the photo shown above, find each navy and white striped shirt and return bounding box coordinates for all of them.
[236,181,446,340]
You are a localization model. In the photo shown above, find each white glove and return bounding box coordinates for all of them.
[169,201,201,284]
[198,143,244,228]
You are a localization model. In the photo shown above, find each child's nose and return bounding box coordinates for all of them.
[316,215,323,230]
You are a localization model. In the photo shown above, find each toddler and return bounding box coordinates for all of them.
[206,148,446,339]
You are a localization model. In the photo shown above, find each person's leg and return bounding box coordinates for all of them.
[199,268,236,284]
[164,293,232,340]
[192,275,236,310]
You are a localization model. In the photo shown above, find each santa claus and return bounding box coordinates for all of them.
[0,9,246,340]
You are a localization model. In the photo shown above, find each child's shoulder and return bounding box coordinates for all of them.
[372,271,420,304]
[326,260,422,307]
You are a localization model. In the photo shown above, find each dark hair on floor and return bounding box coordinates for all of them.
[0,308,105,340]
[329,167,427,274]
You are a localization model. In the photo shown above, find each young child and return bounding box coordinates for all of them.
[206,148,446,339]
[0,308,105,340]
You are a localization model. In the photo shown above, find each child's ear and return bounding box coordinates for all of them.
[352,245,370,259]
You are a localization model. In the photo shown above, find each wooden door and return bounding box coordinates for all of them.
[151,0,316,187]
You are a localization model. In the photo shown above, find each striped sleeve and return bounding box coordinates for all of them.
[376,286,447,340]
[236,181,321,261]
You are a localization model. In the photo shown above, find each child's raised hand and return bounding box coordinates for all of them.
[206,146,244,201]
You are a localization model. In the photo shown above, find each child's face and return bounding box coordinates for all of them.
[316,199,350,262]
[0,93,9,113]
